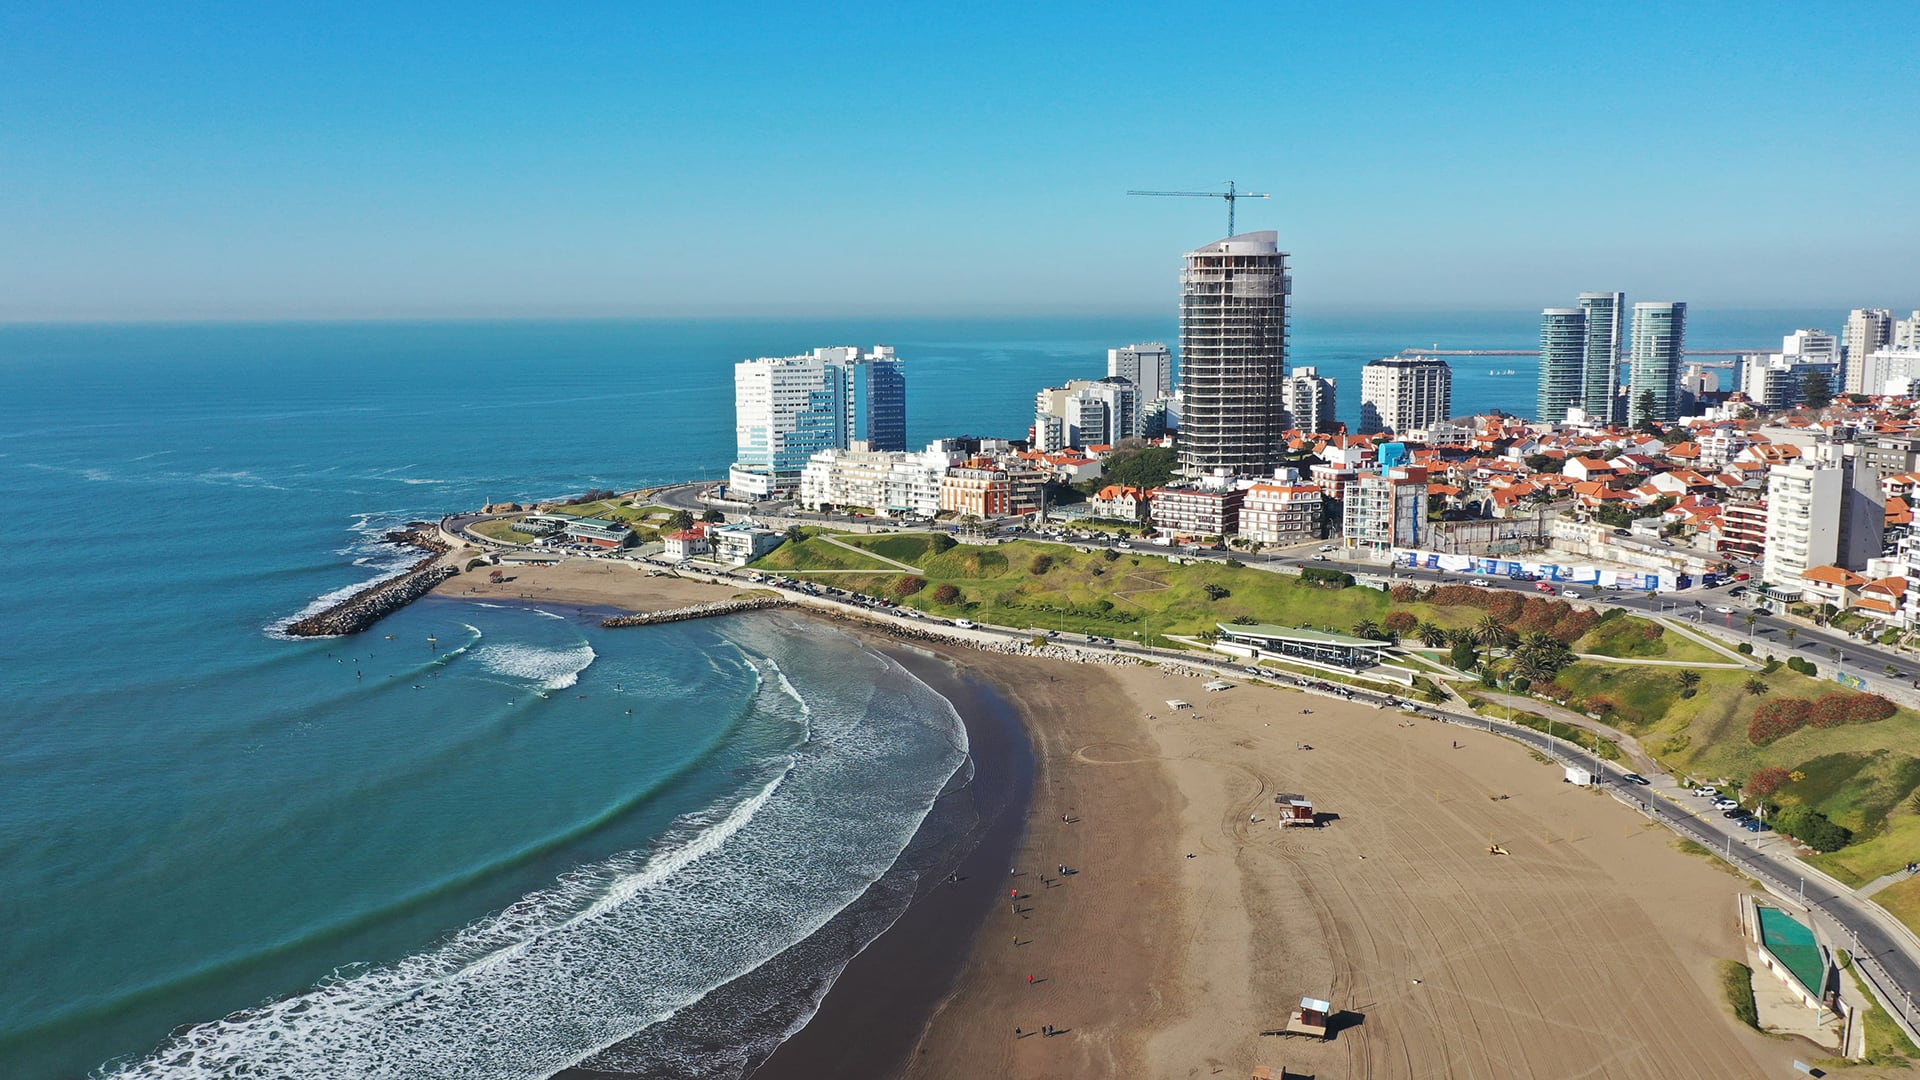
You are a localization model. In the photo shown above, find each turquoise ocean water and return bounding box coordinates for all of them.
[0,310,1828,1077]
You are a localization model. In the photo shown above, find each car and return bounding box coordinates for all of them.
[1318,544,1335,552]
[1622,773,1651,786]
[1693,785,1718,798]
[1714,605,1734,614]
[1313,554,1330,561]
[1613,528,1632,537]
[1733,572,1751,581]
[1722,808,1748,819]
[1712,797,1739,810]
[1743,819,1768,832]
[1534,582,1557,593]
[1563,590,1581,599]
[953,619,975,629]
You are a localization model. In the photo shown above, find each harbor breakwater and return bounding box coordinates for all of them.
[601,596,793,628]
[285,526,456,638]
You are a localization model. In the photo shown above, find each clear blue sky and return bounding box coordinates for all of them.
[2,2,1914,321]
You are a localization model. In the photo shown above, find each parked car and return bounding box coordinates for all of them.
[1693,785,1718,798]
[1712,797,1739,810]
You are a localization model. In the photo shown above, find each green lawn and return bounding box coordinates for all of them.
[1574,617,1721,663]
[1874,876,1920,945]
[752,536,900,573]
[839,532,955,566]
[545,500,676,526]
[471,518,533,543]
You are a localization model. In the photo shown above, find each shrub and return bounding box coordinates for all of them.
[892,575,927,597]
[1203,583,1231,601]
[1029,554,1054,575]
[1536,680,1571,701]
[1102,548,1119,562]
[1510,676,1531,693]
[1390,584,1417,603]
[1382,611,1418,634]
[1299,566,1354,588]
[1849,693,1898,722]
[1451,640,1479,671]
[1736,642,1753,654]
[1587,696,1617,717]
[1745,766,1791,799]
[1748,698,1812,745]
[465,558,489,572]
[1774,806,1853,852]
[932,584,961,604]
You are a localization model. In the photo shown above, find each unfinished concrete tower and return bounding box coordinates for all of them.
[1178,231,1290,477]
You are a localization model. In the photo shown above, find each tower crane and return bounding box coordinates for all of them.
[1126,180,1271,237]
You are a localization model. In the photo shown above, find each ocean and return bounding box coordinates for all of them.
[0,308,1833,1078]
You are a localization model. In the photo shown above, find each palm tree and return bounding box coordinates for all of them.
[1743,612,1757,639]
[1416,621,1449,648]
[1678,669,1702,690]
[1786,627,1799,647]
[1744,676,1769,696]
[1473,613,1511,650]
[1351,619,1382,641]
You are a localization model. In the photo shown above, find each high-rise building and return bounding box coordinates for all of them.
[1177,231,1290,477]
[1628,302,1686,425]
[1282,366,1337,434]
[1359,356,1452,435]
[730,346,907,498]
[1763,450,1884,587]
[1897,311,1920,350]
[1578,292,1625,422]
[1538,308,1586,424]
[1108,342,1173,407]
[1782,328,1839,364]
[1034,377,1137,450]
[1843,309,1895,394]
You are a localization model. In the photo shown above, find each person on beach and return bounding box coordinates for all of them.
[1027,974,1034,985]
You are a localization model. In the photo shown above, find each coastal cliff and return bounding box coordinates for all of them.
[285,525,455,637]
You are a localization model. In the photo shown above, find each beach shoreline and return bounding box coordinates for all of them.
[452,560,1835,1079]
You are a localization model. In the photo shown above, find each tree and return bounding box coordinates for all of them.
[1524,453,1559,473]
[1450,638,1480,672]
[1029,554,1054,575]
[1100,446,1178,490]
[1472,613,1511,650]
[1416,621,1449,648]
[701,508,725,523]
[892,575,927,597]
[668,509,695,531]
[1204,583,1231,601]
[783,524,805,544]
[932,583,961,604]
[1744,612,1757,638]
[1351,619,1382,640]
[1800,370,1833,409]
[1744,676,1769,696]
[1746,766,1791,799]
[1633,390,1660,432]
[1678,669,1701,690]
[1785,627,1799,646]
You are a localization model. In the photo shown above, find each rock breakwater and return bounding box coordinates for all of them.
[285,525,454,638]
[602,596,794,627]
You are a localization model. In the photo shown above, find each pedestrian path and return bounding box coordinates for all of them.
[816,533,921,571]
[1861,868,1920,898]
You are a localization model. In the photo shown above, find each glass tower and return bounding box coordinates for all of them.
[1629,302,1687,424]
[1578,291,1624,422]
[1538,308,1586,423]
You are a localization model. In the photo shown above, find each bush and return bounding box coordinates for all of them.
[1774,806,1853,852]
[1102,548,1119,562]
[1451,640,1479,671]
[1748,698,1811,745]
[1390,584,1417,603]
[1509,676,1531,693]
[465,558,489,572]
[1745,766,1791,799]
[1807,692,1897,728]
[892,575,927,597]
[1786,656,1816,676]
[1736,642,1753,654]
[1029,554,1054,575]
[1203,583,1231,601]
[1299,566,1354,588]
[932,584,961,604]
[1382,611,1418,634]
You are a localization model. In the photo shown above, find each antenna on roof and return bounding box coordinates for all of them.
[1127,180,1272,237]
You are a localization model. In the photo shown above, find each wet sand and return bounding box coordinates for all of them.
[455,560,1846,1079]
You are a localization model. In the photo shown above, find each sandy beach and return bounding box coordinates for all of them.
[443,561,1866,1079]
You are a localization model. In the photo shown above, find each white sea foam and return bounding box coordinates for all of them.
[96,634,968,1080]
[472,642,596,690]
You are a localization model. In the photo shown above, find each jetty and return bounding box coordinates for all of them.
[602,596,793,628]
[285,525,455,637]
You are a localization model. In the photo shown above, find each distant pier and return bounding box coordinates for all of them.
[602,596,793,628]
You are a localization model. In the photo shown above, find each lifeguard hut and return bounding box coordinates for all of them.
[1274,794,1316,827]
[1285,996,1332,1039]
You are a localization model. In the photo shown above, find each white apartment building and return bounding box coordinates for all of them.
[1739,353,1837,410]
[1108,342,1174,432]
[1763,454,1884,590]
[1856,347,1920,397]
[730,347,906,498]
[797,446,953,518]
[1034,377,1137,451]
[1781,328,1839,363]
[1843,309,1895,394]
[1358,356,1452,435]
[1342,465,1427,554]
[1238,469,1324,543]
[1282,366,1337,435]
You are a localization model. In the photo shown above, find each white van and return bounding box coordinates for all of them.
[953,619,976,629]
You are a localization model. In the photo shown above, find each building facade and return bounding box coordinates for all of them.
[1579,292,1625,423]
[1358,356,1452,435]
[731,346,907,498]
[1282,366,1337,435]
[1538,307,1586,425]
[1843,309,1895,394]
[1149,483,1245,537]
[1034,377,1138,451]
[1108,342,1174,432]
[1629,302,1687,424]
[1342,465,1427,554]
[1239,473,1325,543]
[939,464,1013,518]
[1177,231,1290,477]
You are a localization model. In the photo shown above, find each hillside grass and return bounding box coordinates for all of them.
[471,518,532,543]
[752,536,900,573]
[1574,617,1720,663]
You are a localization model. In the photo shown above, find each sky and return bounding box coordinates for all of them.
[2,2,1915,322]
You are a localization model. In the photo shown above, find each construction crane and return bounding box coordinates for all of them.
[1127,180,1271,237]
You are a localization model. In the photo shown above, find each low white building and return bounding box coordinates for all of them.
[798,445,953,518]
[711,523,786,565]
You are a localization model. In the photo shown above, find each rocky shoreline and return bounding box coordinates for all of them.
[284,525,455,638]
